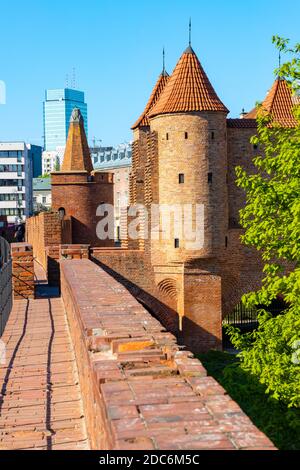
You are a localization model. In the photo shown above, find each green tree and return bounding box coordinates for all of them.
[227,36,300,408]
[38,173,50,178]
[54,157,60,172]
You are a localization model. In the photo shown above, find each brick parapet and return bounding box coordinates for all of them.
[26,212,71,270]
[45,244,90,286]
[46,245,60,286]
[11,243,35,300]
[59,244,90,260]
[60,258,276,450]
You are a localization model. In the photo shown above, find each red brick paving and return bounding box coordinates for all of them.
[0,297,89,450]
[0,256,277,450]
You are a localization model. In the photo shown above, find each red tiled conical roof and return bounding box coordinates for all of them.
[148,46,228,118]
[131,71,170,129]
[61,108,93,173]
[245,79,298,127]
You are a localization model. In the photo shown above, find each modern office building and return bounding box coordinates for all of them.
[43,88,88,151]
[0,142,34,223]
[27,144,42,177]
[92,143,132,240]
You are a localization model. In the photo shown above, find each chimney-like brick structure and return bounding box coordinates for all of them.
[51,108,114,247]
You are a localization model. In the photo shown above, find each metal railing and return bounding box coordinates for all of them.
[222,300,287,349]
[223,302,259,328]
[0,236,12,336]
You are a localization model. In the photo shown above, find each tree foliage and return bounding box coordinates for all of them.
[226,37,300,408]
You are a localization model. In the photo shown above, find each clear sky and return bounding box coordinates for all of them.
[0,0,299,147]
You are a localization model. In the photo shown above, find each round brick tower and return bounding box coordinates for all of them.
[148,45,229,263]
[51,108,114,247]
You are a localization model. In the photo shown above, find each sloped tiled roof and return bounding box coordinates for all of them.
[148,46,228,118]
[61,108,93,173]
[131,71,170,129]
[245,79,298,127]
[33,177,51,191]
[227,118,257,128]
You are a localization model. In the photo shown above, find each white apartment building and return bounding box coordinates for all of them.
[42,150,59,175]
[0,142,33,224]
[42,146,65,174]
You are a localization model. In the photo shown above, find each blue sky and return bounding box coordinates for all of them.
[0,0,299,147]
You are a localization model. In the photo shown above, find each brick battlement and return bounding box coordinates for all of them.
[60,258,276,450]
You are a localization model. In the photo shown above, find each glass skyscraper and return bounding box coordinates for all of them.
[43,89,88,151]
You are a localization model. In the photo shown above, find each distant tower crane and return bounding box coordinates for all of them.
[92,137,102,149]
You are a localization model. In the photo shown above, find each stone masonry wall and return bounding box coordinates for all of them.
[60,258,275,450]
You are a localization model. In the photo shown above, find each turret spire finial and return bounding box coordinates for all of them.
[162,47,166,74]
[70,107,82,123]
[189,18,192,46]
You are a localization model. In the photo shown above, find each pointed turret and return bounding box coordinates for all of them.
[131,71,170,130]
[51,106,114,247]
[61,108,93,173]
[245,78,298,127]
[149,47,228,117]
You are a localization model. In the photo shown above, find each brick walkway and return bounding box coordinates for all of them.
[0,296,89,450]
[60,259,276,450]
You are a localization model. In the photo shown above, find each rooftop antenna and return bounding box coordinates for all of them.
[72,67,76,89]
[189,17,192,46]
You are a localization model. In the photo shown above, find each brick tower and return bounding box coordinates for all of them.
[120,63,169,249]
[91,44,299,353]
[120,44,230,350]
[51,108,114,246]
[148,45,229,263]
[130,64,169,207]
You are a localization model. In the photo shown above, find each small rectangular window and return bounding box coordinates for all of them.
[179,173,184,184]
[225,236,228,248]
[185,132,188,139]
[166,133,169,140]
[174,238,180,248]
[208,172,212,183]
[211,131,215,140]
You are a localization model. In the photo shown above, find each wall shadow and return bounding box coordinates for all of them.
[91,256,221,354]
